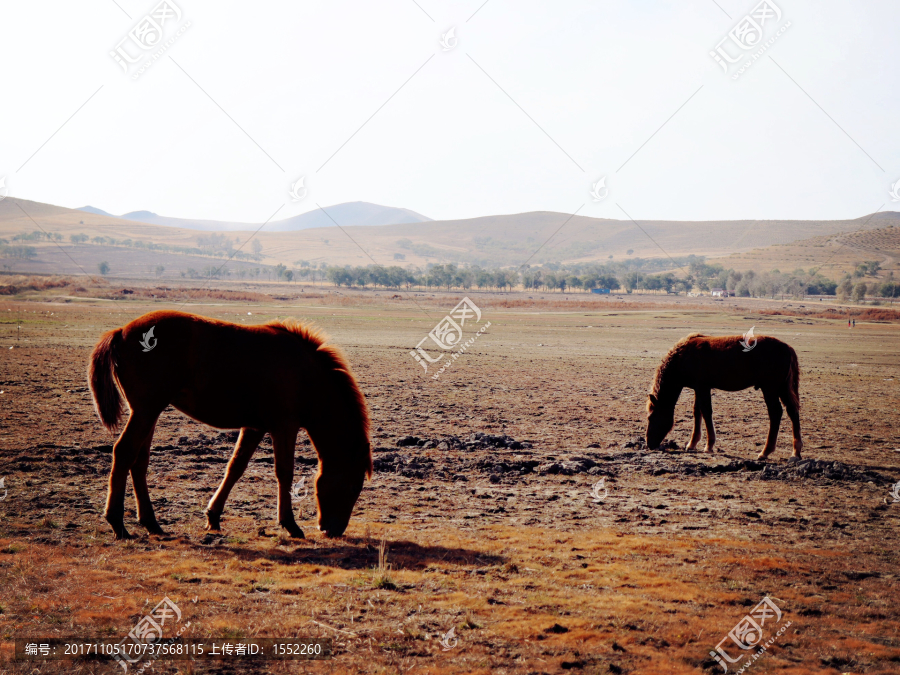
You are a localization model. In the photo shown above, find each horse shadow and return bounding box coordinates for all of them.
[185,534,506,571]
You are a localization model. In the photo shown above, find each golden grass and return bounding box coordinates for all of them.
[1,521,897,673]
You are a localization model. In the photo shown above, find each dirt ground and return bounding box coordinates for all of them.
[0,286,898,674]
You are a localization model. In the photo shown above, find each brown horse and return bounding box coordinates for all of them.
[646,333,802,460]
[88,310,371,540]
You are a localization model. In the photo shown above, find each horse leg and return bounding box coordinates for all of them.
[697,389,716,451]
[780,391,802,459]
[130,426,164,535]
[686,392,703,451]
[205,427,265,531]
[272,429,304,539]
[104,412,157,540]
[757,388,783,459]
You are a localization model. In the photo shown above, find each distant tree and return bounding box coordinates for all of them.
[597,274,620,291]
[98,261,110,275]
[197,232,234,254]
[836,278,853,300]
[251,239,263,256]
[851,282,867,303]
[327,266,352,287]
[0,245,37,259]
[154,265,165,277]
[621,271,641,293]
[878,280,900,298]
[626,249,634,255]
[70,233,89,244]
[284,270,294,282]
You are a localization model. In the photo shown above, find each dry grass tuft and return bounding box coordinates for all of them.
[372,536,396,590]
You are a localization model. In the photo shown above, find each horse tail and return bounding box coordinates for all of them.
[89,328,125,433]
[786,345,800,411]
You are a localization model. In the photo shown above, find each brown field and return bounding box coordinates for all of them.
[1,282,899,674]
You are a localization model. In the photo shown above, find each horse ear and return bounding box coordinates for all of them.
[647,393,657,411]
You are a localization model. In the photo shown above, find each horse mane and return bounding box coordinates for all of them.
[649,333,706,403]
[268,319,372,477]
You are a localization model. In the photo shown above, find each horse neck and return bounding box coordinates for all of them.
[655,360,684,408]
[306,404,368,469]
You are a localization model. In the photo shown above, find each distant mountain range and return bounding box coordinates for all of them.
[76,201,432,232]
[2,196,897,278]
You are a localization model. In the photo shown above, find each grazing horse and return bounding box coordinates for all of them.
[645,333,802,460]
[88,310,371,540]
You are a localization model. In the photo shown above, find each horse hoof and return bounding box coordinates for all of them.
[106,517,133,540]
[205,511,222,531]
[143,523,165,536]
[318,522,348,538]
[281,523,305,539]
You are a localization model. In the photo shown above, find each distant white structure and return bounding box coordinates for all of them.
[710,288,726,297]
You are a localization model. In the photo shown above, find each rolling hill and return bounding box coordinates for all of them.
[2,197,898,279]
[75,201,431,232]
[710,219,900,278]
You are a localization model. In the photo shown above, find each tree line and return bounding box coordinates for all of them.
[306,260,898,300]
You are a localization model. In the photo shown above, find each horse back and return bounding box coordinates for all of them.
[113,310,319,429]
[679,334,797,392]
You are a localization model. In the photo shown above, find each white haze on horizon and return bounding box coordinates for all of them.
[0,0,898,227]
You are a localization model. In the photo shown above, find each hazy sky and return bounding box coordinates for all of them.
[1,0,898,225]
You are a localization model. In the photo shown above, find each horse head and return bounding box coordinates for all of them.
[314,436,371,537]
[646,393,675,450]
